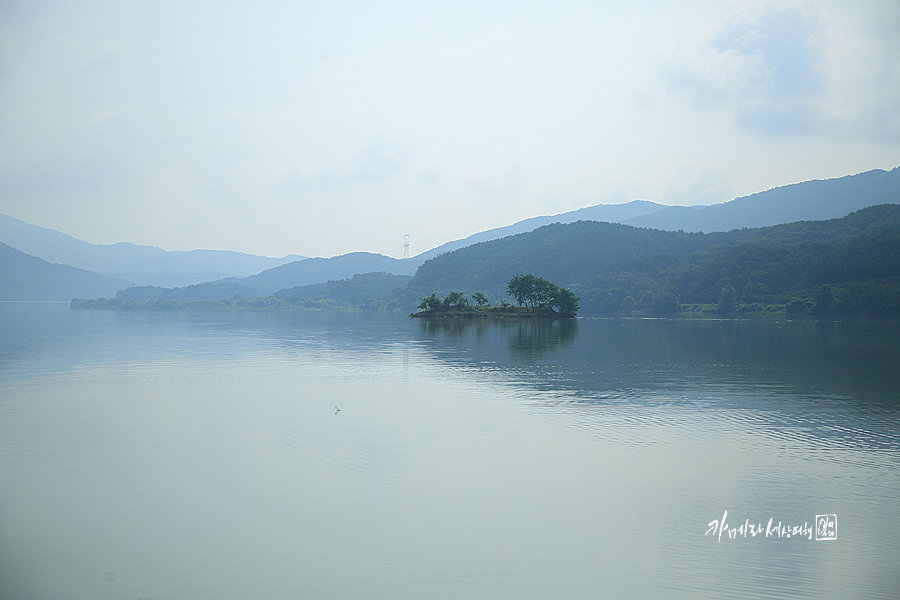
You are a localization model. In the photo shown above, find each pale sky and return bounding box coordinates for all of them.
[1,0,898,258]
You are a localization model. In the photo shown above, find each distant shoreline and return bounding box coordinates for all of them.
[70,297,359,311]
[409,305,574,319]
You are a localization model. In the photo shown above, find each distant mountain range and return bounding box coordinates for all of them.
[0,213,306,288]
[0,242,131,301]
[626,166,900,232]
[1,166,897,301]
[414,200,666,261]
[409,203,900,300]
[118,252,420,300]
[420,166,900,258]
[230,252,419,295]
[79,204,900,317]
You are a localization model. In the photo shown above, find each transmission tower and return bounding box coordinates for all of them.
[403,234,410,259]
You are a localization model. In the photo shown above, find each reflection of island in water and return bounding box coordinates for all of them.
[417,315,900,406]
[4,305,897,458]
[415,317,578,360]
[413,315,900,453]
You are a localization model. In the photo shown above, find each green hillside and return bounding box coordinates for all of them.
[407,205,900,316]
[409,221,720,298]
[116,281,264,302]
[274,272,412,308]
[237,252,418,295]
[580,205,900,315]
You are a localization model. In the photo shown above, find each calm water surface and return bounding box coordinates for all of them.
[0,303,898,599]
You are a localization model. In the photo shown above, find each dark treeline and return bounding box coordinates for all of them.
[117,281,264,302]
[274,272,412,309]
[578,205,900,315]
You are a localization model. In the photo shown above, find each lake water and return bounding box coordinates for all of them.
[0,303,898,600]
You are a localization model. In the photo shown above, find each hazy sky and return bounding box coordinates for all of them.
[1,0,898,258]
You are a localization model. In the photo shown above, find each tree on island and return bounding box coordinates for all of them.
[418,293,442,311]
[443,292,468,307]
[551,285,580,317]
[507,274,579,317]
[414,277,579,317]
[472,292,489,307]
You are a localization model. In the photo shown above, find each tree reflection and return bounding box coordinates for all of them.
[414,317,579,359]
[506,319,578,360]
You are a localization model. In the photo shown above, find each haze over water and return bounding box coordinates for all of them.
[0,303,898,599]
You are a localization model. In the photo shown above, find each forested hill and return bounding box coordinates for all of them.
[408,204,900,315]
[274,272,412,308]
[409,221,716,296]
[408,216,777,296]
[577,204,900,315]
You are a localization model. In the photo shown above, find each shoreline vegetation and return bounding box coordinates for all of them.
[71,296,900,325]
[66,296,760,313]
[68,273,899,317]
[68,296,894,318]
[410,305,566,319]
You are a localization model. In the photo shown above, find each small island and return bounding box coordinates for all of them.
[411,274,580,319]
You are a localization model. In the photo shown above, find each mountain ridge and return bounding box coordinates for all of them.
[413,199,666,261]
[410,166,899,261]
[4,166,898,300]
[0,213,306,287]
[624,166,900,232]
[230,252,420,296]
[0,242,132,301]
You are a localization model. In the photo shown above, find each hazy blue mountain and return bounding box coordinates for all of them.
[413,167,899,261]
[230,252,420,295]
[624,167,900,232]
[413,200,665,261]
[0,242,133,301]
[8,167,898,300]
[0,213,306,287]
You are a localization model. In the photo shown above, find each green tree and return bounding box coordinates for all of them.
[418,293,442,311]
[550,285,580,317]
[717,283,736,314]
[443,291,468,307]
[651,292,679,314]
[508,274,579,316]
[471,292,490,307]
[534,278,555,308]
[507,274,538,307]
